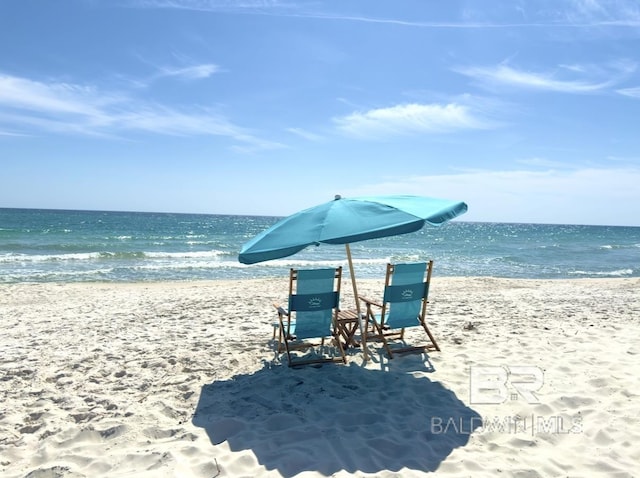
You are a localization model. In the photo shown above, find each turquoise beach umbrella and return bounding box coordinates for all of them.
[239,194,468,317]
[239,195,467,264]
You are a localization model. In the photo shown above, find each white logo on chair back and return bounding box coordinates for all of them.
[401,289,414,300]
[308,297,322,308]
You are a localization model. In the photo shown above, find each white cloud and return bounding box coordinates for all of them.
[617,86,640,98]
[606,154,640,163]
[343,167,640,226]
[0,130,27,137]
[334,103,491,139]
[156,63,220,80]
[0,75,119,117]
[130,54,222,87]
[562,0,640,25]
[515,157,573,168]
[0,73,277,150]
[114,105,239,136]
[456,64,617,93]
[286,127,324,141]
[133,0,640,28]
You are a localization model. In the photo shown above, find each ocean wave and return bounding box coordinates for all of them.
[568,268,634,277]
[0,267,115,283]
[145,251,226,259]
[0,252,104,263]
[0,250,228,263]
[599,243,640,250]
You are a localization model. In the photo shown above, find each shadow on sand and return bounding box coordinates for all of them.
[193,356,481,477]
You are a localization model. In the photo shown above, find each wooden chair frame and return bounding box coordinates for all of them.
[360,261,440,359]
[274,267,347,367]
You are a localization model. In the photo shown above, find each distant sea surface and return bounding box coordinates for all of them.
[1,208,639,283]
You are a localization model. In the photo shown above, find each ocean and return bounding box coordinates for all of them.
[1,208,638,283]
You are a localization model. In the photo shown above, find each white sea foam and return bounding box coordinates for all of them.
[145,250,226,259]
[0,250,227,263]
[0,252,103,263]
[569,268,634,277]
[3,267,114,282]
[132,260,239,271]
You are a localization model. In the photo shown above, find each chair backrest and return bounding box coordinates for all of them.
[381,261,432,329]
[287,267,342,340]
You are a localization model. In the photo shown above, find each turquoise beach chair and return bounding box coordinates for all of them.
[274,267,347,367]
[360,261,440,358]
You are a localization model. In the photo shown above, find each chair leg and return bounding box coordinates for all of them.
[284,337,295,368]
[333,331,347,364]
[277,326,284,352]
[420,320,440,352]
[369,317,394,359]
[277,316,288,354]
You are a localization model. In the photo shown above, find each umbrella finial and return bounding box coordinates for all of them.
[334,194,342,200]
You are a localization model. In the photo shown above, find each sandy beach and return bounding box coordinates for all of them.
[1,276,639,477]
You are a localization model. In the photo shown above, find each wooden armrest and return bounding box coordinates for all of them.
[359,296,383,308]
[273,302,288,316]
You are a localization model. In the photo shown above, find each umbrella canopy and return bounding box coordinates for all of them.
[238,195,468,265]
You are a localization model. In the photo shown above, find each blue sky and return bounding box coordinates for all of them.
[1,0,639,226]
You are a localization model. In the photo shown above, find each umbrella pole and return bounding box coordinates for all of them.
[345,243,369,362]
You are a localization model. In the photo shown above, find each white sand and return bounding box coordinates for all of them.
[1,276,639,477]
